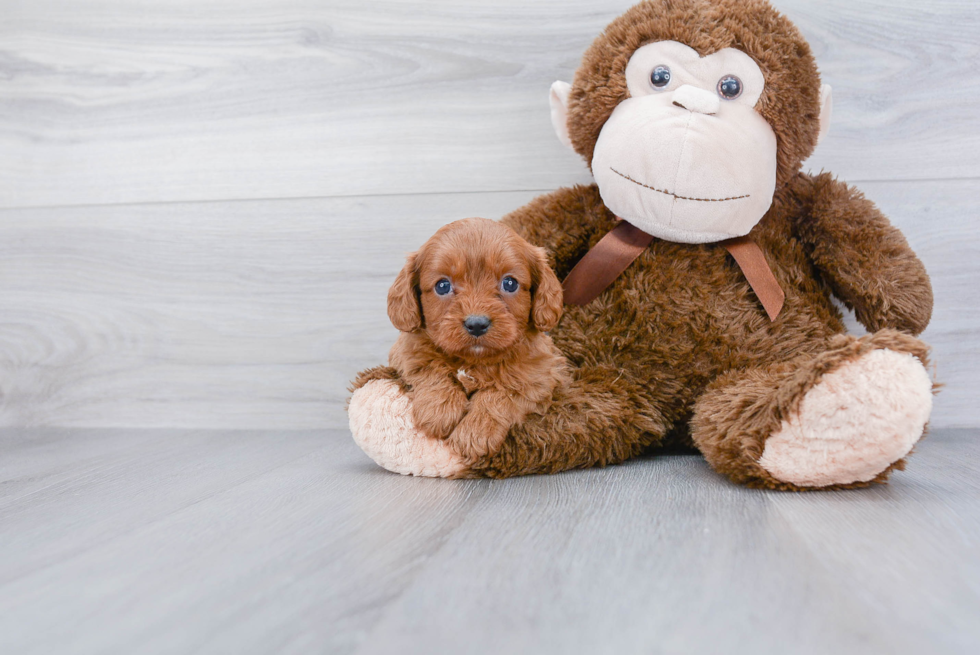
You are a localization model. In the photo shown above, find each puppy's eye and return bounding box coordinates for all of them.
[434,279,453,296]
[500,276,519,294]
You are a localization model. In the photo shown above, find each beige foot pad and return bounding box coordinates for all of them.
[348,379,468,478]
[759,349,933,487]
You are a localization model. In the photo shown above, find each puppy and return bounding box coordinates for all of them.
[387,217,568,465]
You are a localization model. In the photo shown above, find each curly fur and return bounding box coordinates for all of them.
[383,218,568,465]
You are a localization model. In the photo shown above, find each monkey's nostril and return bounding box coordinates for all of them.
[671,84,720,115]
[463,315,491,337]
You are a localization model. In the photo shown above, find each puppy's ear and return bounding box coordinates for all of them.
[388,252,423,332]
[530,246,563,332]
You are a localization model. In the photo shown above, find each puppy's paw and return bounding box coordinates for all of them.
[411,388,468,440]
[447,418,509,466]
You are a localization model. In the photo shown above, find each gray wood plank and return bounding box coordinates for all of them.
[0,181,974,430]
[0,0,976,209]
[0,189,540,429]
[0,428,330,584]
[0,428,491,655]
[768,435,980,653]
[0,428,976,654]
[357,432,980,655]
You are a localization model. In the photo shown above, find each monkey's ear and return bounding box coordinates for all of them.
[530,246,564,332]
[387,252,423,332]
[816,84,833,146]
[549,81,574,151]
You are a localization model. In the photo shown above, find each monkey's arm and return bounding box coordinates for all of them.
[792,172,933,336]
[500,184,616,278]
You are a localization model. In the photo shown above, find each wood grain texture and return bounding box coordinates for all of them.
[0,427,977,654]
[0,190,538,428]
[0,180,974,430]
[0,0,977,208]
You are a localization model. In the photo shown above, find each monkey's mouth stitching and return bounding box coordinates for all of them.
[610,168,750,203]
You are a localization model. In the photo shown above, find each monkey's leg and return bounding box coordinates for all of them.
[690,330,935,490]
[348,364,668,479]
[470,364,667,477]
[348,368,469,478]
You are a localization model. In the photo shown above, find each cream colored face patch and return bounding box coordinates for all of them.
[590,41,778,244]
[623,41,766,107]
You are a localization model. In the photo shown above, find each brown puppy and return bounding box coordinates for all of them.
[387,218,567,465]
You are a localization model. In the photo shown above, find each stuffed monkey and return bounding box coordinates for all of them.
[349,0,936,490]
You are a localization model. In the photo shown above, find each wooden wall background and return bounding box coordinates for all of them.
[0,0,976,429]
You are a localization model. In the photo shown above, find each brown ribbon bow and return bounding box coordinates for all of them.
[561,220,785,321]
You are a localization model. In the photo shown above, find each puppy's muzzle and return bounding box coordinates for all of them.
[463,315,491,337]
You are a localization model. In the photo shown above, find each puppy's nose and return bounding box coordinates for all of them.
[463,315,491,337]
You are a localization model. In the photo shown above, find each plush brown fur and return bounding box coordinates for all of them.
[689,329,932,490]
[353,0,934,488]
[470,174,933,483]
[384,218,568,465]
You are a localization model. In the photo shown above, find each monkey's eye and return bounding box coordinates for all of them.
[434,279,453,296]
[717,75,743,99]
[650,65,671,88]
[500,276,519,294]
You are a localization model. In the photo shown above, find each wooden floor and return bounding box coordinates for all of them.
[1,0,978,431]
[1,427,977,654]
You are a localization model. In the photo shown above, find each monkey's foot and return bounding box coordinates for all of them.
[758,349,933,487]
[348,379,468,478]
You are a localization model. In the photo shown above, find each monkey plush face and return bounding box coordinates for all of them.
[550,0,833,244]
[590,41,778,243]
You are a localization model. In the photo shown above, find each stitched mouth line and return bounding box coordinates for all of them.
[610,168,750,203]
